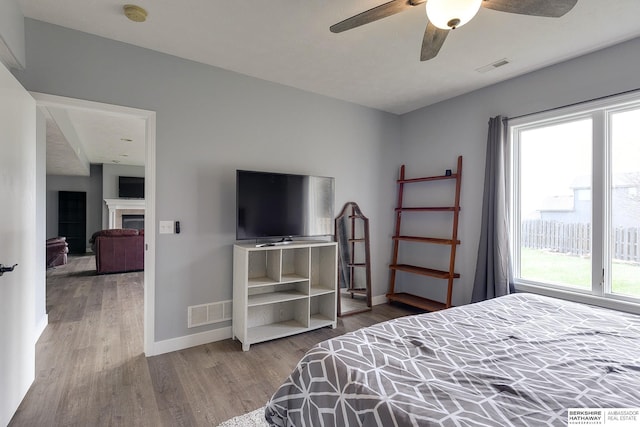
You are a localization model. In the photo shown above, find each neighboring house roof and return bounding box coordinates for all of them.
[570,175,590,190]
[538,173,640,214]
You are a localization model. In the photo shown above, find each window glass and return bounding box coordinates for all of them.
[610,108,640,298]
[518,119,592,289]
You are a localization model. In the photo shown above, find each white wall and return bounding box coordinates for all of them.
[35,109,47,335]
[0,0,25,69]
[46,165,103,246]
[15,19,400,342]
[398,36,640,306]
[102,163,145,229]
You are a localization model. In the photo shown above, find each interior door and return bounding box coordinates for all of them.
[0,64,37,425]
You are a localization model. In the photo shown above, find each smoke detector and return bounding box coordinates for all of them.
[123,5,147,22]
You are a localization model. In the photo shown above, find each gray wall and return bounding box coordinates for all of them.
[46,164,103,248]
[397,36,640,306]
[15,19,399,342]
[102,163,145,229]
[16,17,640,343]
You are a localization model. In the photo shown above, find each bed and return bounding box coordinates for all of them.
[265,293,640,426]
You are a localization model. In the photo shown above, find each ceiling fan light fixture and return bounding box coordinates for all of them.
[426,0,482,29]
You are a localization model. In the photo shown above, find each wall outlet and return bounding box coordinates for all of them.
[159,220,174,234]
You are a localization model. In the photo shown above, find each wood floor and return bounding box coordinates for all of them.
[10,255,418,426]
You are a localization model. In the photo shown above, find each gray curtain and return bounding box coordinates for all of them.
[471,116,513,302]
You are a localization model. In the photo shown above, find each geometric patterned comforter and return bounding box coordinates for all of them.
[265,293,640,426]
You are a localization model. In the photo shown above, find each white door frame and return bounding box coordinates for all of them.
[30,92,157,356]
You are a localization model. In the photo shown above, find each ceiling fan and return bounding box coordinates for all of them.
[330,0,578,61]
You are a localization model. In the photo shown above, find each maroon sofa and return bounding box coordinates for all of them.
[90,229,144,274]
[46,237,69,268]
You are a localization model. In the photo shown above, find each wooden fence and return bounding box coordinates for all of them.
[521,220,640,263]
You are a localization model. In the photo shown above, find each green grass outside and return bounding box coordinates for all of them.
[520,248,640,298]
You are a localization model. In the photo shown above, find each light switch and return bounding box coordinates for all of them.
[159,220,174,234]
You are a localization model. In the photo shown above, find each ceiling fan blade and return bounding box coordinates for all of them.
[420,21,449,61]
[481,0,578,18]
[330,0,423,33]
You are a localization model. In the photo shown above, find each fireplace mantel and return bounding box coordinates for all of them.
[105,198,145,229]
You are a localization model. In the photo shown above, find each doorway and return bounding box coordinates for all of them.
[32,92,157,355]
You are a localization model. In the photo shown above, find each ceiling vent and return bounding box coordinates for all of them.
[475,58,510,74]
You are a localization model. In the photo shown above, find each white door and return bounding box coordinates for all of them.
[0,64,37,425]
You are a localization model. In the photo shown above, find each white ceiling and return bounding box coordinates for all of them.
[40,104,145,176]
[42,107,89,176]
[66,108,145,166]
[19,0,640,115]
[19,1,640,174]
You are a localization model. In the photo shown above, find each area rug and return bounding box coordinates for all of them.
[217,406,269,427]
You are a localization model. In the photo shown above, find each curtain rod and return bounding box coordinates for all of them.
[508,87,640,121]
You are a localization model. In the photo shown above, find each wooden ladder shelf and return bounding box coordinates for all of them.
[387,156,462,311]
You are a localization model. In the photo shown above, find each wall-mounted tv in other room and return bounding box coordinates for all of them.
[118,176,145,199]
[236,170,335,241]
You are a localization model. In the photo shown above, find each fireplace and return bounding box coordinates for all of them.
[122,214,144,230]
[104,199,146,229]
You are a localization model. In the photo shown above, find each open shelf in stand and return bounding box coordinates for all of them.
[246,319,307,342]
[247,290,307,307]
[309,313,335,329]
[398,174,458,184]
[396,207,459,212]
[386,292,448,312]
[310,286,334,296]
[393,235,460,245]
[247,277,280,287]
[390,263,459,280]
[279,274,309,284]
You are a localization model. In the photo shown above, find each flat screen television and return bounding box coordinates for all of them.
[236,170,335,241]
[118,176,145,199]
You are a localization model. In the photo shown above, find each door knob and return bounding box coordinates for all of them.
[0,263,18,277]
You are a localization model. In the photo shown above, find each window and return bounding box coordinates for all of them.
[510,93,640,306]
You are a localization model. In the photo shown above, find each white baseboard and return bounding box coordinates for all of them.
[148,326,232,356]
[148,296,390,356]
[372,294,388,306]
[34,314,48,344]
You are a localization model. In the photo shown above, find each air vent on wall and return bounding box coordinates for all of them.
[475,58,510,74]
[188,300,232,328]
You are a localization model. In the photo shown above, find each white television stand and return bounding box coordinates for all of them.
[232,241,338,351]
[255,241,293,248]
